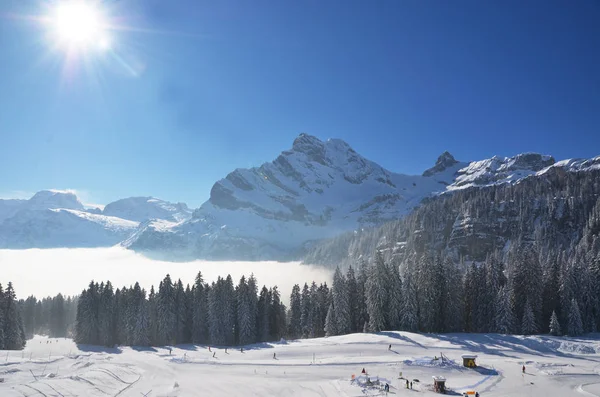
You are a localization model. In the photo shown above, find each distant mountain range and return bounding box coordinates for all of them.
[1,134,598,259]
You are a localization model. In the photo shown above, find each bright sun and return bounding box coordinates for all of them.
[51,1,110,50]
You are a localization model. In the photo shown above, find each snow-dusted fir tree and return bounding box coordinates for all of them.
[345,266,359,333]
[366,254,388,332]
[237,276,257,345]
[134,294,151,346]
[0,285,5,349]
[324,301,337,336]
[223,275,237,345]
[401,271,419,332]
[288,284,302,339]
[443,257,464,332]
[387,262,403,330]
[269,286,286,341]
[174,280,187,344]
[208,279,224,345]
[147,286,158,345]
[157,275,176,345]
[332,267,351,334]
[50,294,67,338]
[549,310,562,336]
[494,286,514,334]
[192,272,208,344]
[257,286,271,342]
[521,299,538,335]
[356,260,369,333]
[247,274,259,341]
[300,283,313,338]
[98,282,115,347]
[3,282,25,350]
[567,298,584,336]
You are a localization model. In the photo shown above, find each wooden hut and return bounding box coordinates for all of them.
[432,376,447,393]
[461,354,477,368]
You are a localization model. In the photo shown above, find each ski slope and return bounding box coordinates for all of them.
[1,332,600,396]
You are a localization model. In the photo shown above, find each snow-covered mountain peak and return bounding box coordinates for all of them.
[102,197,192,223]
[448,152,555,190]
[27,190,85,211]
[423,151,459,177]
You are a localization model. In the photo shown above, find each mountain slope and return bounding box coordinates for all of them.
[126,134,583,261]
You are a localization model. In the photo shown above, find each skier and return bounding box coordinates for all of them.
[213,352,216,358]
[208,346,211,352]
[388,344,391,351]
[241,347,244,353]
[522,365,525,373]
[168,347,172,355]
[406,379,409,388]
[410,381,413,389]
[225,348,228,354]
[273,352,276,359]
[475,393,479,397]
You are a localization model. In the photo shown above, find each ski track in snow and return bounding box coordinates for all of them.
[2,333,600,396]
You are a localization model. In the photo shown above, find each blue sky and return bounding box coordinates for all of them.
[0,0,599,208]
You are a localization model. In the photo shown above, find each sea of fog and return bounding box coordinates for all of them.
[0,247,332,302]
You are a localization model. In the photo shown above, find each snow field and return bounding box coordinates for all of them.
[2,332,600,396]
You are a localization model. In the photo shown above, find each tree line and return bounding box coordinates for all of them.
[74,273,335,347]
[0,282,26,350]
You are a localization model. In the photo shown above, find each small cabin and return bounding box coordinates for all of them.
[433,376,447,393]
[462,354,477,368]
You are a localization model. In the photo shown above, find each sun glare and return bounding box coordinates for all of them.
[51,1,109,50]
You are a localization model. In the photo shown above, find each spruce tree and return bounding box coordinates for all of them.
[332,267,351,335]
[549,310,562,336]
[494,286,514,334]
[288,284,302,339]
[3,283,25,349]
[567,298,584,336]
[192,272,208,344]
[324,301,337,336]
[521,299,538,335]
[300,283,313,338]
[157,275,176,345]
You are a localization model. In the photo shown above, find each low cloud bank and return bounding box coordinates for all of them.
[0,247,332,302]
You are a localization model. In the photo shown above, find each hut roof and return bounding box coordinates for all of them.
[461,354,478,359]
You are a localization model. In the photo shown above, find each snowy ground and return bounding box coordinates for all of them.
[2,333,600,396]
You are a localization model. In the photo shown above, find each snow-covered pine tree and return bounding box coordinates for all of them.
[0,284,5,349]
[356,260,369,333]
[443,257,464,332]
[3,282,25,350]
[324,301,337,336]
[549,310,562,336]
[49,294,67,338]
[184,284,194,344]
[366,255,388,332]
[494,285,514,334]
[269,286,286,341]
[332,267,351,335]
[98,282,115,347]
[387,261,403,330]
[401,271,419,332]
[257,286,271,342]
[157,275,176,345]
[192,272,208,344]
[148,286,158,345]
[247,274,259,342]
[567,298,584,336]
[174,280,187,344]
[300,283,313,338]
[345,266,359,333]
[237,276,256,345]
[223,275,236,345]
[521,299,538,335]
[288,284,302,339]
[208,279,224,345]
